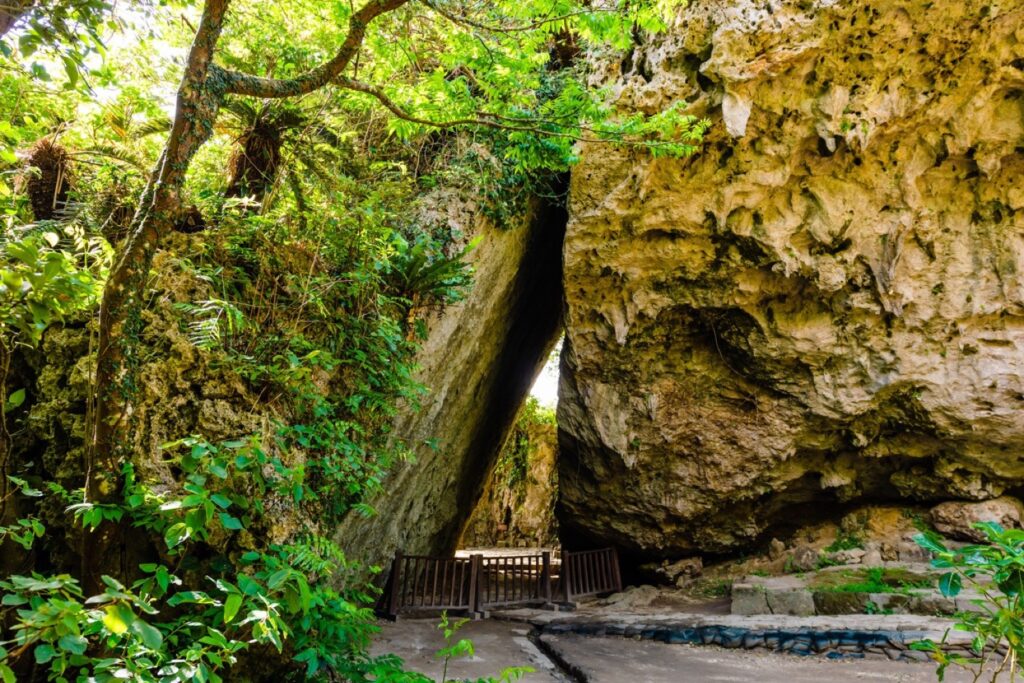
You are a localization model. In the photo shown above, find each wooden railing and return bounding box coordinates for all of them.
[384,548,620,618]
[385,553,477,617]
[560,547,622,602]
[478,553,552,608]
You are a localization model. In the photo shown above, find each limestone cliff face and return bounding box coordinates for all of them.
[461,401,560,549]
[336,196,565,571]
[558,0,1024,559]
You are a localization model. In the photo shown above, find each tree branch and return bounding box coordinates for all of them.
[336,76,700,151]
[0,0,36,38]
[418,0,612,35]
[220,0,412,98]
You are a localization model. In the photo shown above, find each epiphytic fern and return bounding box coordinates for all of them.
[174,298,246,350]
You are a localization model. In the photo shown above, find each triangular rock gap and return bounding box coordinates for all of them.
[335,184,567,577]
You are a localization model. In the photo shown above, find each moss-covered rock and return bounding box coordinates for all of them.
[461,399,559,549]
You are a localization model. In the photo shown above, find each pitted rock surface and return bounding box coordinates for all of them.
[558,0,1024,557]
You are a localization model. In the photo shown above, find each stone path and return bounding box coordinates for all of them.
[373,618,996,682]
[370,618,569,682]
[539,633,983,682]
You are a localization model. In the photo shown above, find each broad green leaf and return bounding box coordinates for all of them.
[4,388,25,413]
[34,643,56,664]
[102,603,135,635]
[938,572,962,598]
[210,493,232,509]
[223,593,243,623]
[57,634,88,656]
[219,513,243,530]
[130,619,163,650]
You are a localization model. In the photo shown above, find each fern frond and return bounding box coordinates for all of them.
[174,298,246,350]
[133,115,173,138]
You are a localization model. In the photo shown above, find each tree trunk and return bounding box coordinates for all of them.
[81,0,409,593]
[82,0,231,594]
[0,0,36,38]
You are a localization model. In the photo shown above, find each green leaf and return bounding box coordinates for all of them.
[223,593,243,623]
[58,634,88,656]
[4,388,25,413]
[34,643,56,664]
[102,603,135,635]
[130,619,163,650]
[913,532,948,555]
[996,568,1024,596]
[267,569,290,590]
[938,572,962,598]
[164,522,190,548]
[219,513,243,530]
[210,493,232,509]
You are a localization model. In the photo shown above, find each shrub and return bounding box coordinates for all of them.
[912,523,1024,681]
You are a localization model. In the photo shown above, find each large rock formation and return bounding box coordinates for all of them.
[336,195,565,571]
[558,0,1024,559]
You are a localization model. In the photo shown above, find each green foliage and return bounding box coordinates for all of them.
[0,0,112,87]
[912,523,1024,681]
[816,567,932,596]
[387,234,478,310]
[823,533,864,554]
[0,225,109,346]
[0,476,45,549]
[0,541,401,682]
[492,397,555,494]
[0,202,476,681]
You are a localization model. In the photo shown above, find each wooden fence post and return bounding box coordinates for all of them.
[610,547,623,593]
[561,550,572,603]
[541,551,552,606]
[468,553,483,617]
[387,551,403,620]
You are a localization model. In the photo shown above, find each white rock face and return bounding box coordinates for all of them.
[558,0,1024,557]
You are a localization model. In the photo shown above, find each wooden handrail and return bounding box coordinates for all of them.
[561,547,621,603]
[384,547,620,618]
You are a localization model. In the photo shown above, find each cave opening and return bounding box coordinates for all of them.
[459,339,564,553]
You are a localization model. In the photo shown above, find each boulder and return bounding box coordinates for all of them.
[830,548,866,565]
[789,546,819,573]
[930,497,1024,542]
[731,583,769,616]
[557,0,1024,559]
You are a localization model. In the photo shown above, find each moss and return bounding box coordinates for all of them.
[814,591,869,614]
[811,567,934,595]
